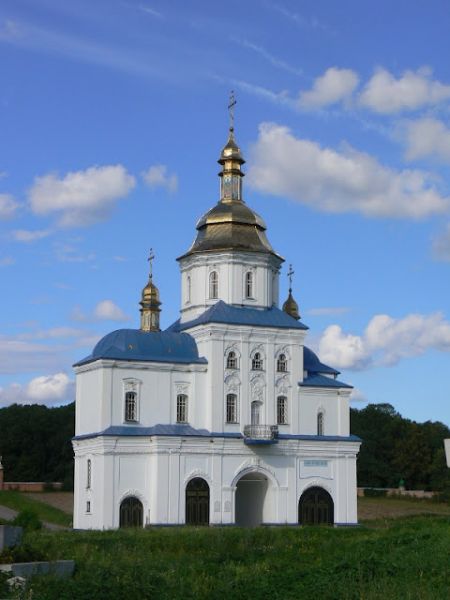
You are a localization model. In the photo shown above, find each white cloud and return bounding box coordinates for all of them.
[12,229,51,242]
[350,388,367,403]
[318,312,450,371]
[142,165,178,193]
[72,300,130,322]
[29,165,135,227]
[0,372,74,407]
[0,193,19,219]
[401,117,450,162]
[433,223,450,262]
[299,67,359,108]
[247,122,450,219]
[360,67,450,114]
[94,300,129,321]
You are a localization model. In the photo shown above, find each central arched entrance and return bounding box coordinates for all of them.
[185,477,210,525]
[119,496,143,528]
[235,472,269,526]
[298,487,334,525]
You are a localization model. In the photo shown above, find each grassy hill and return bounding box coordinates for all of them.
[1,512,449,599]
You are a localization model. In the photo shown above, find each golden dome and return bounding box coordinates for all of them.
[178,126,282,261]
[141,279,160,303]
[282,291,300,320]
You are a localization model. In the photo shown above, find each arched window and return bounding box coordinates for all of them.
[277,353,287,372]
[252,352,263,370]
[86,458,92,489]
[186,275,191,303]
[226,351,238,369]
[226,393,238,423]
[277,396,288,425]
[245,271,253,299]
[317,412,324,436]
[125,391,137,422]
[209,271,218,299]
[177,394,188,423]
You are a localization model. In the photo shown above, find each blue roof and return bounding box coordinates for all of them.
[73,424,242,441]
[167,300,308,332]
[74,329,207,367]
[303,346,340,375]
[299,373,353,389]
[73,424,360,443]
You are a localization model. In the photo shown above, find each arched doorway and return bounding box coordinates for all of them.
[235,472,269,526]
[186,477,210,525]
[298,487,334,525]
[119,496,143,528]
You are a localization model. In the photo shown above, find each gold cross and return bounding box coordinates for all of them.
[228,90,237,130]
[287,264,294,289]
[147,248,155,279]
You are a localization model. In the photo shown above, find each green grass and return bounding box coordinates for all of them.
[1,516,449,599]
[0,491,71,527]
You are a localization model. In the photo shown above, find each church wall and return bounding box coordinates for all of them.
[297,389,352,437]
[179,252,282,323]
[73,436,359,528]
[75,368,107,436]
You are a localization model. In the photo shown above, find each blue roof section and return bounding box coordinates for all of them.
[74,329,207,367]
[299,373,353,389]
[73,425,360,443]
[167,300,308,332]
[303,346,340,375]
[73,424,242,441]
[279,433,361,442]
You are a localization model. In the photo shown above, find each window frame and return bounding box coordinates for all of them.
[226,350,238,370]
[276,353,288,372]
[209,270,218,299]
[277,395,288,425]
[317,411,324,436]
[124,390,138,423]
[176,393,188,423]
[86,458,92,489]
[251,352,263,371]
[245,271,254,299]
[226,393,238,424]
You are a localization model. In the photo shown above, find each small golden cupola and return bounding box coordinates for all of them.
[282,264,301,320]
[140,249,161,332]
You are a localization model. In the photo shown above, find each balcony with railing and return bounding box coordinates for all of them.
[243,424,279,444]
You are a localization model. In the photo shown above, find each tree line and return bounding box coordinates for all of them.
[0,401,449,492]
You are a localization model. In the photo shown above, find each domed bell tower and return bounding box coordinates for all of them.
[140,249,161,332]
[177,93,284,322]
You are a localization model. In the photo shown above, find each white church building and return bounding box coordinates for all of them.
[72,117,361,529]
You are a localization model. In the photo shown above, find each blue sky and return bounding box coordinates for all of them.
[0,0,449,426]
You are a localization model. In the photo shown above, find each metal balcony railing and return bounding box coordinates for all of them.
[243,424,279,441]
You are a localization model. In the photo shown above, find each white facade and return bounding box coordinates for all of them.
[72,127,360,529]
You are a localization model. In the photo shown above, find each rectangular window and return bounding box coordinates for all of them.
[125,391,137,422]
[277,396,288,425]
[177,394,188,423]
[86,501,91,513]
[226,394,238,423]
[86,458,91,489]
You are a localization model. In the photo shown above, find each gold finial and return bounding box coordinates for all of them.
[282,263,300,320]
[228,90,236,131]
[140,249,161,332]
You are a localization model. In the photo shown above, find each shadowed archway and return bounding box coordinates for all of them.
[119,496,143,528]
[186,477,210,525]
[298,487,334,525]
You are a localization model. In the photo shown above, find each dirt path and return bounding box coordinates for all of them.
[358,496,450,520]
[27,492,73,515]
